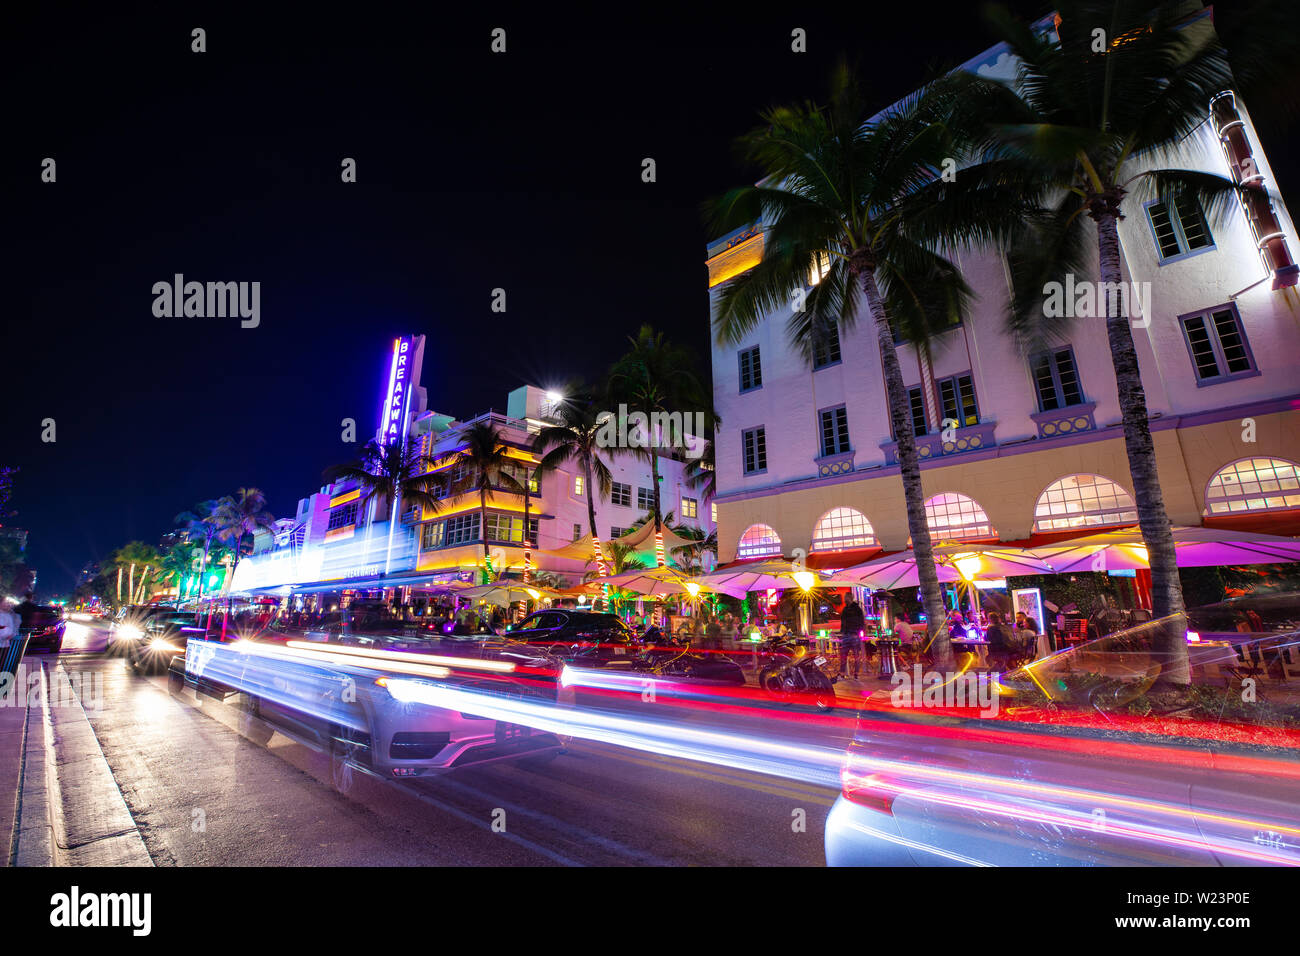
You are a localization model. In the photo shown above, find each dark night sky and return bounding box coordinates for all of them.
[7,2,1295,595]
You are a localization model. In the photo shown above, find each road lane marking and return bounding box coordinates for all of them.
[578,741,837,807]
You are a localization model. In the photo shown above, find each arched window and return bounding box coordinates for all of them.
[810,507,877,552]
[737,523,782,559]
[1205,457,1300,514]
[1033,474,1138,532]
[924,493,995,542]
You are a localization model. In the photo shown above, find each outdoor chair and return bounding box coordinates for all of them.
[1279,643,1300,682]
[1230,641,1271,683]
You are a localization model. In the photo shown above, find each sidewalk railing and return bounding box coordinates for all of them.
[0,635,31,686]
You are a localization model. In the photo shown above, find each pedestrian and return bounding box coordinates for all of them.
[705,613,722,652]
[0,601,21,679]
[985,612,1017,671]
[839,597,866,680]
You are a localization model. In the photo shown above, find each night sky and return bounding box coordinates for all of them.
[8,3,1295,595]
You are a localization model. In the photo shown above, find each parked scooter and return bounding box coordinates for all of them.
[756,636,836,710]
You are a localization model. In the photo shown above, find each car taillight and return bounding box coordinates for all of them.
[841,767,897,815]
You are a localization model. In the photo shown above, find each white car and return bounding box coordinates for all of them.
[826,607,1300,866]
[170,630,573,777]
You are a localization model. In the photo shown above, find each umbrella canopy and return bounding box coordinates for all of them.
[450,582,562,606]
[1026,526,1300,573]
[537,522,699,563]
[826,545,1058,590]
[598,565,744,598]
[697,559,823,593]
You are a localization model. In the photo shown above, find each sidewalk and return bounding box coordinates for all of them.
[0,669,28,865]
[1,654,52,866]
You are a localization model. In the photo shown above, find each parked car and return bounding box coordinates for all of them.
[20,604,67,653]
[507,609,637,668]
[826,602,1300,866]
[127,611,205,673]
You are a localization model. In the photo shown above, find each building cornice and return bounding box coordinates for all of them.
[714,394,1300,505]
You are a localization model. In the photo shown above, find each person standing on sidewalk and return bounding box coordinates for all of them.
[0,601,21,682]
[838,598,866,680]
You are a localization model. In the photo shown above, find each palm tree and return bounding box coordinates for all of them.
[324,437,440,520]
[324,436,442,572]
[175,500,222,599]
[583,540,646,616]
[672,525,718,575]
[154,541,200,599]
[608,326,714,567]
[707,65,1034,665]
[977,1,1284,682]
[445,423,525,583]
[535,393,615,577]
[107,541,162,606]
[630,508,676,532]
[211,489,276,593]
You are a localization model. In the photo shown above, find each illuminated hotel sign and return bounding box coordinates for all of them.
[379,336,421,446]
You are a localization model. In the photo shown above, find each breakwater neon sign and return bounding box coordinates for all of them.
[380,337,414,445]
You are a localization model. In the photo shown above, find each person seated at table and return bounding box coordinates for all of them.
[947,612,968,641]
[985,612,1018,670]
[768,619,793,642]
[894,611,915,646]
[1014,611,1049,660]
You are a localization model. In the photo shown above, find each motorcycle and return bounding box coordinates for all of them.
[631,627,746,686]
[756,636,836,711]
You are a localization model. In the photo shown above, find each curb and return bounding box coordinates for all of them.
[37,662,153,867]
[11,660,57,866]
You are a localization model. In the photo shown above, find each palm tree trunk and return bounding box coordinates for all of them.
[582,456,608,611]
[860,266,952,667]
[1095,212,1189,685]
[583,457,606,576]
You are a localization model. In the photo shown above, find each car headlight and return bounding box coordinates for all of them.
[149,638,179,653]
[119,624,143,641]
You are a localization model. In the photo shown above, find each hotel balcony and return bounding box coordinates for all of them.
[814,449,856,478]
[880,421,998,465]
[1029,401,1098,440]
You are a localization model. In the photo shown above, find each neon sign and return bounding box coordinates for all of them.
[379,337,413,445]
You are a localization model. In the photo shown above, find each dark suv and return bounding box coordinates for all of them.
[21,604,66,653]
[509,609,636,668]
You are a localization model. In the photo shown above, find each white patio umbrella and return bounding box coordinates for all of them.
[825,544,1059,590]
[697,559,823,593]
[1026,526,1300,573]
[450,582,562,607]
[598,565,744,598]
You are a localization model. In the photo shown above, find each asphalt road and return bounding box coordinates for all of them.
[47,623,841,866]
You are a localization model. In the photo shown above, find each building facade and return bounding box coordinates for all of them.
[231,338,715,595]
[707,15,1300,569]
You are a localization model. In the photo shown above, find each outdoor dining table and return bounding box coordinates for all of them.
[951,638,989,666]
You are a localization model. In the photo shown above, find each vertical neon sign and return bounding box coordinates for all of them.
[378,337,413,446]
